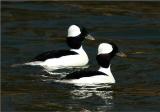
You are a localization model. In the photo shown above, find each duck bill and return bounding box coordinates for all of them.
[116,52,127,58]
[85,34,95,40]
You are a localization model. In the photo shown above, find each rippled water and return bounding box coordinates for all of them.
[2,1,160,111]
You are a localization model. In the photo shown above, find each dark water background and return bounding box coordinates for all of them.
[2,1,160,111]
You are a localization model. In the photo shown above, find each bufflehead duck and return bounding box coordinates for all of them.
[60,42,127,84]
[25,25,95,71]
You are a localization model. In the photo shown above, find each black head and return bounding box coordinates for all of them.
[96,43,119,68]
[66,25,94,49]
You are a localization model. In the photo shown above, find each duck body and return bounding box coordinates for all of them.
[61,66,115,84]
[26,46,89,70]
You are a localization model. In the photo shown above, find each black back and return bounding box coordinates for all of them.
[33,50,78,61]
[66,27,88,49]
[62,70,107,80]
[96,42,119,68]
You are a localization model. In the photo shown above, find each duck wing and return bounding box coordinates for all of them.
[62,70,107,79]
[33,50,78,61]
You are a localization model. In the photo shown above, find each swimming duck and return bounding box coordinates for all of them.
[25,25,95,71]
[61,42,127,84]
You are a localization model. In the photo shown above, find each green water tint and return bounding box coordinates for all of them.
[2,1,160,111]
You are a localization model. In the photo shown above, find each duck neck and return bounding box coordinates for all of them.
[70,46,85,54]
[98,65,112,76]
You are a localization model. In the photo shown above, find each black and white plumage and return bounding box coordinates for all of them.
[33,50,78,61]
[62,71,107,80]
[60,42,127,84]
[24,25,95,71]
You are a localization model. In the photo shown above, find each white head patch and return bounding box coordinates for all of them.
[67,25,81,37]
[98,43,113,55]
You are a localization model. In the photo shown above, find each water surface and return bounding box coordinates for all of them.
[2,1,160,111]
